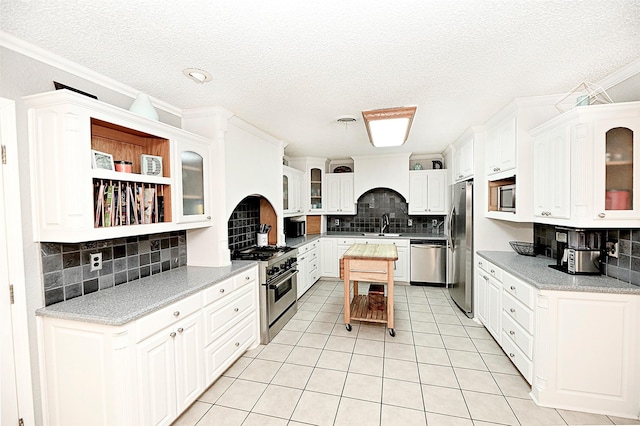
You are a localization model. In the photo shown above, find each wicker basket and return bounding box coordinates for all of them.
[509,241,536,256]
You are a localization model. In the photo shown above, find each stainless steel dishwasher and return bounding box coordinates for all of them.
[410,240,447,285]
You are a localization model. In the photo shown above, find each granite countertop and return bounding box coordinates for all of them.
[36,261,258,326]
[285,232,446,248]
[477,251,640,295]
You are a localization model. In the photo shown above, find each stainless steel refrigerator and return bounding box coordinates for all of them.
[447,180,473,318]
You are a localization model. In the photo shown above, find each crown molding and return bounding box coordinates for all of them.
[0,31,182,117]
[595,57,640,90]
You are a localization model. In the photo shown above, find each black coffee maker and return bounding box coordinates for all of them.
[551,227,602,274]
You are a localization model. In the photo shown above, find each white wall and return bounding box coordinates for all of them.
[352,153,411,201]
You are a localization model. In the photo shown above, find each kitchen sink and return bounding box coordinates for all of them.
[361,233,402,237]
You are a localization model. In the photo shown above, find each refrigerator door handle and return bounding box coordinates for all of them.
[447,204,455,251]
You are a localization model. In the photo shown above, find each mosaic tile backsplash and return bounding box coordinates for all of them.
[41,231,187,306]
[326,188,446,235]
[228,196,261,251]
[534,224,640,286]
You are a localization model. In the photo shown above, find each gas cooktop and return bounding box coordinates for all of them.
[231,245,295,262]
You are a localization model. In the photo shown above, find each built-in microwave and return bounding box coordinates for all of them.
[488,177,516,213]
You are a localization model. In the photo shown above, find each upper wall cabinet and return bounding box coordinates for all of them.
[453,136,474,182]
[24,90,213,242]
[530,101,640,227]
[486,115,517,177]
[283,165,304,216]
[288,157,328,214]
[409,170,449,215]
[325,173,355,214]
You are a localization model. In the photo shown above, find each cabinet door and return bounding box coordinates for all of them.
[296,250,309,299]
[393,246,408,282]
[339,175,355,214]
[486,277,502,343]
[291,171,303,214]
[487,115,516,176]
[593,116,640,220]
[283,172,290,213]
[409,172,428,214]
[325,174,341,213]
[320,239,338,277]
[175,137,211,224]
[426,172,447,213]
[309,166,324,212]
[532,135,551,218]
[174,313,204,413]
[137,330,177,426]
[475,269,488,326]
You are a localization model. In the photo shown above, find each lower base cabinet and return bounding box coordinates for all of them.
[38,266,259,426]
[297,240,320,298]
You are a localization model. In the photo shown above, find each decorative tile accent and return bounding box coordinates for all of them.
[228,196,261,251]
[534,223,640,286]
[326,188,445,235]
[42,231,187,306]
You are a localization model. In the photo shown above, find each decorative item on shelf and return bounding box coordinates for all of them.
[509,241,537,256]
[555,81,613,113]
[333,165,352,173]
[91,150,114,170]
[114,160,132,173]
[432,160,443,169]
[141,154,163,176]
[129,93,159,121]
[413,163,423,170]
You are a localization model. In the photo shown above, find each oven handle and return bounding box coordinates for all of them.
[268,269,298,289]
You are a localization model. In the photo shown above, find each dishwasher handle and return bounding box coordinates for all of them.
[410,244,446,249]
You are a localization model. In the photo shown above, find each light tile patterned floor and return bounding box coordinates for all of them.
[173,279,640,426]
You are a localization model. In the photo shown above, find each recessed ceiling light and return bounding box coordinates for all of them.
[183,68,212,84]
[336,115,357,124]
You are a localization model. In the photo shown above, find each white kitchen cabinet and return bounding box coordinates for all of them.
[37,266,259,426]
[174,137,212,224]
[361,238,409,282]
[297,240,320,298]
[501,272,535,383]
[283,165,304,216]
[137,310,203,426]
[288,157,328,214]
[532,123,571,220]
[409,170,449,215]
[320,238,338,277]
[486,115,517,177]
[453,136,474,182]
[24,89,213,242]
[475,258,502,344]
[530,101,640,227]
[325,173,355,214]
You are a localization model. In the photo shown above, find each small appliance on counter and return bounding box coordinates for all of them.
[285,218,305,237]
[550,228,602,275]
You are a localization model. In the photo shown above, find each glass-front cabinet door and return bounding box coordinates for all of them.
[309,167,323,211]
[283,173,289,211]
[175,138,211,224]
[594,116,640,220]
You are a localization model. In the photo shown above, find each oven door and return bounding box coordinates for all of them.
[267,269,298,325]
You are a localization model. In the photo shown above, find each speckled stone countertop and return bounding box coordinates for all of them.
[35,261,257,326]
[286,232,446,248]
[477,251,640,295]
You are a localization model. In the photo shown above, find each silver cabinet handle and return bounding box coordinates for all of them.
[234,307,239,312]
[598,213,606,218]
[235,342,240,347]
[479,261,483,267]
[510,308,516,313]
[177,327,184,333]
[173,311,180,317]
[510,286,516,290]
[490,269,495,273]
[509,353,515,358]
[207,216,211,220]
[170,332,176,338]
[509,330,515,335]
[245,276,250,281]
[220,288,225,293]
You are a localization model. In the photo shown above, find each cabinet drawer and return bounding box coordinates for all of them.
[136,293,201,341]
[503,273,534,309]
[502,291,534,333]
[501,331,533,384]
[234,268,257,290]
[487,264,502,281]
[204,285,255,344]
[204,316,256,384]
[502,310,533,359]
[338,238,355,245]
[202,277,235,306]
[477,258,498,277]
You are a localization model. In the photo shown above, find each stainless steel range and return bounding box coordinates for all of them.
[232,246,298,343]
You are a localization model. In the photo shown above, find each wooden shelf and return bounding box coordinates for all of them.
[606,160,633,166]
[91,169,171,185]
[349,295,388,323]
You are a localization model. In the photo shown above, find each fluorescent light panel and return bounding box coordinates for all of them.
[362,106,416,147]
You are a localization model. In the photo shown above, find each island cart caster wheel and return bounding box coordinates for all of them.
[346,324,352,332]
[389,328,395,337]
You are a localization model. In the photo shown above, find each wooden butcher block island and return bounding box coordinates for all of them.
[342,243,398,336]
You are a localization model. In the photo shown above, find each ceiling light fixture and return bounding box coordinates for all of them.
[362,106,417,147]
[336,115,357,130]
[183,68,212,84]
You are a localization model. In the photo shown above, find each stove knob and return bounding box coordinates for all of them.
[271,266,280,274]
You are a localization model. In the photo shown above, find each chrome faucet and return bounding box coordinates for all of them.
[380,214,390,234]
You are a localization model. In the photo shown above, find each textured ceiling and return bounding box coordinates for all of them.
[2,1,639,158]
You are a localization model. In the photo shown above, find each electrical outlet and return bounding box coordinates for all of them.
[90,253,102,271]
[432,219,438,226]
[334,218,340,226]
[606,241,619,258]
[407,219,412,227]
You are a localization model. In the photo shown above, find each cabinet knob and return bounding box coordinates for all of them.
[207,216,211,220]
[510,286,516,290]
[177,327,184,333]
[490,269,495,273]
[235,342,240,347]
[173,311,180,317]
[598,213,606,218]
[479,262,483,267]
[234,307,239,312]
[510,308,516,313]
[483,275,488,280]
[509,353,515,358]
[170,332,176,338]
[509,330,515,335]
[245,276,250,281]
[220,288,225,293]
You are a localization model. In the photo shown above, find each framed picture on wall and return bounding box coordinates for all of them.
[91,150,114,170]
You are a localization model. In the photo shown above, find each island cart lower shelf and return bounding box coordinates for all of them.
[342,243,398,336]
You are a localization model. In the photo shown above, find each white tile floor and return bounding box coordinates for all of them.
[172,279,640,426]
